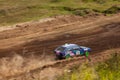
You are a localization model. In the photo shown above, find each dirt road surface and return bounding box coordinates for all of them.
[0,13,120,80]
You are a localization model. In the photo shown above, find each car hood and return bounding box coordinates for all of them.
[80,46,91,51]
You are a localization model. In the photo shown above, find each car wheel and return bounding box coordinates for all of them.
[56,54,63,60]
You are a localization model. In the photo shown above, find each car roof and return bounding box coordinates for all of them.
[62,43,80,49]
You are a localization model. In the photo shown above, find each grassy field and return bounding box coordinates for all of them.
[57,53,120,80]
[0,0,120,26]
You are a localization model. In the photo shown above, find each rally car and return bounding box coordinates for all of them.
[54,43,91,59]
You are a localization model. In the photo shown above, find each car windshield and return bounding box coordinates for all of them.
[57,47,65,52]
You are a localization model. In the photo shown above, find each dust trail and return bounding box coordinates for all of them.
[0,52,54,79]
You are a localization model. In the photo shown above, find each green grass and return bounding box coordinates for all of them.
[57,53,120,80]
[96,53,120,80]
[0,0,120,26]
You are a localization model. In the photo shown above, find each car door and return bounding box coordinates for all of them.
[72,48,84,55]
[73,49,80,55]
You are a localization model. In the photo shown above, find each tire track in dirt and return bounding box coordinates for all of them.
[0,13,119,49]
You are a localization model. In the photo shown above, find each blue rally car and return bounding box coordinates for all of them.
[54,43,91,59]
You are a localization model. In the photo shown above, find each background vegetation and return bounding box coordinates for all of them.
[57,53,120,80]
[0,0,120,26]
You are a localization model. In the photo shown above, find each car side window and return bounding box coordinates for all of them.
[73,48,79,51]
[57,47,65,52]
[72,48,80,55]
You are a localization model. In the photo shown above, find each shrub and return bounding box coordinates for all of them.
[104,5,120,14]
[73,8,94,16]
[82,0,106,4]
[57,53,120,80]
[57,63,98,80]
[51,0,64,2]
[0,9,7,16]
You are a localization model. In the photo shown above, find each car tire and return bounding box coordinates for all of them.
[56,54,63,60]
